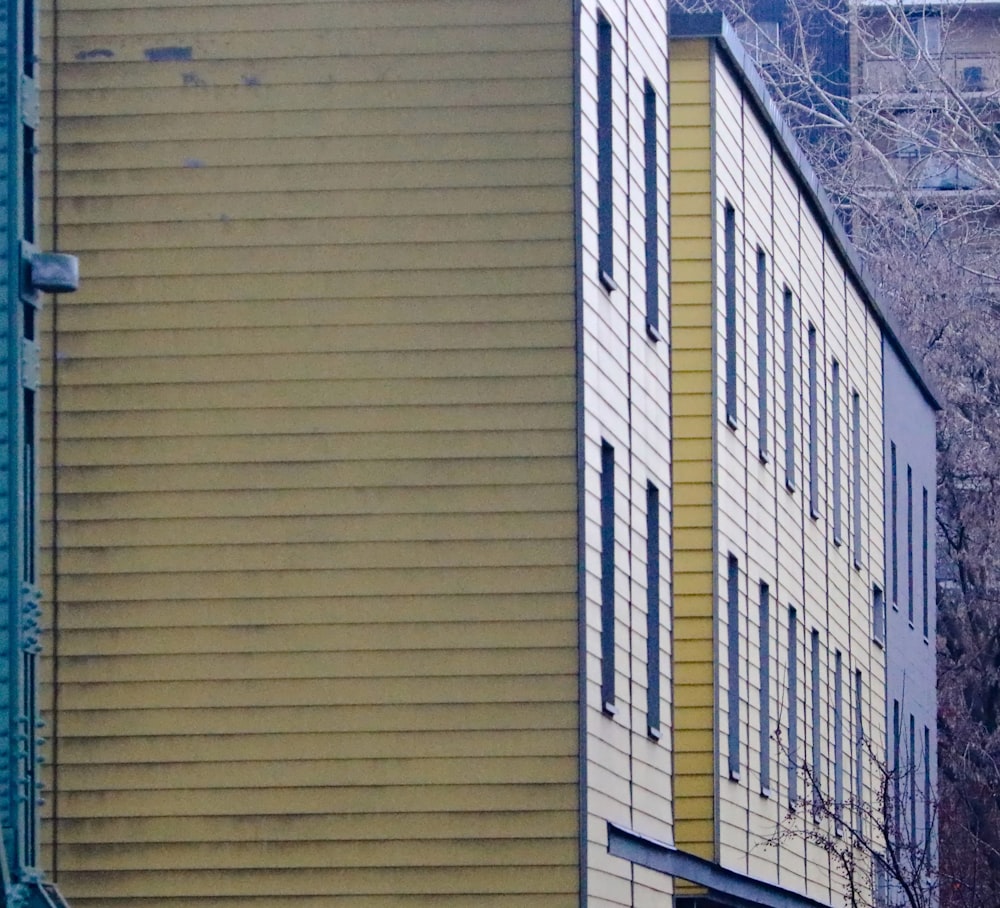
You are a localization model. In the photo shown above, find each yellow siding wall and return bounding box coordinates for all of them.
[37,2,581,905]
[579,2,674,906]
[669,37,888,908]
[668,38,716,864]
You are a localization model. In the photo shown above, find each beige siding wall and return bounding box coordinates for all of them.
[579,2,674,905]
[669,36,887,907]
[38,2,581,905]
[710,53,887,907]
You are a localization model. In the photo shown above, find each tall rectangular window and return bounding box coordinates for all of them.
[891,442,899,607]
[643,80,660,339]
[923,486,930,639]
[810,628,822,815]
[893,699,901,840]
[852,390,862,567]
[907,465,914,625]
[596,12,614,288]
[757,250,768,461]
[783,288,795,490]
[759,581,771,794]
[600,440,616,714]
[788,606,799,805]
[724,203,738,428]
[646,482,661,738]
[910,714,917,847]
[808,324,819,518]
[832,360,842,544]
[924,725,932,853]
[873,584,885,644]
[855,670,865,834]
[834,650,844,826]
[727,554,741,779]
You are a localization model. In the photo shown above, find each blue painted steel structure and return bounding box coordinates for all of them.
[0,1,72,905]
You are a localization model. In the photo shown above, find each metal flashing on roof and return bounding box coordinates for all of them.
[608,823,834,908]
[669,8,943,411]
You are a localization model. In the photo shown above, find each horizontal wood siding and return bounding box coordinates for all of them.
[580,2,674,904]
[668,38,716,864]
[707,50,887,908]
[39,1,580,905]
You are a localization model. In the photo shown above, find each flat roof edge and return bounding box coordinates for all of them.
[669,8,943,411]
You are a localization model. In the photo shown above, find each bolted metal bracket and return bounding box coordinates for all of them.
[28,254,78,295]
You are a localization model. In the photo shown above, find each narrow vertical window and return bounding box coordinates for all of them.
[784,288,795,490]
[646,481,661,738]
[873,585,885,645]
[924,725,932,853]
[788,606,799,805]
[893,699,901,840]
[759,582,771,794]
[643,80,660,339]
[596,12,614,288]
[832,360,842,544]
[724,203,738,428]
[808,324,819,518]
[810,628,822,815]
[891,442,899,607]
[757,251,768,461]
[852,390,863,567]
[727,554,741,780]
[922,486,930,639]
[910,714,917,847]
[907,465,914,625]
[834,650,844,826]
[600,440,616,714]
[855,670,865,834]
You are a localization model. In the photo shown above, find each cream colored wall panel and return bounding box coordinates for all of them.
[580,1,672,899]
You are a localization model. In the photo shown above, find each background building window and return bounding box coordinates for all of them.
[600,439,616,713]
[873,584,885,645]
[832,360,842,543]
[923,486,930,638]
[810,628,822,816]
[891,441,899,607]
[727,554,741,779]
[725,203,738,428]
[596,11,614,288]
[757,250,768,461]
[759,581,771,794]
[643,80,660,338]
[646,481,661,737]
[788,606,799,805]
[808,324,819,518]
[907,464,914,625]
[834,650,844,826]
[784,288,795,490]
[855,670,865,834]
[852,391,863,567]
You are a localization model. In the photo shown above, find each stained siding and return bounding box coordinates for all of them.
[38,2,580,905]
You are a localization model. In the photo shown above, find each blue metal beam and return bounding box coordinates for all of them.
[0,1,74,904]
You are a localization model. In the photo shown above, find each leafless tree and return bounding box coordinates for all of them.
[764,732,937,908]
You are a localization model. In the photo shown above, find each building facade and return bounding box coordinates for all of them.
[667,13,939,908]
[25,2,938,907]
